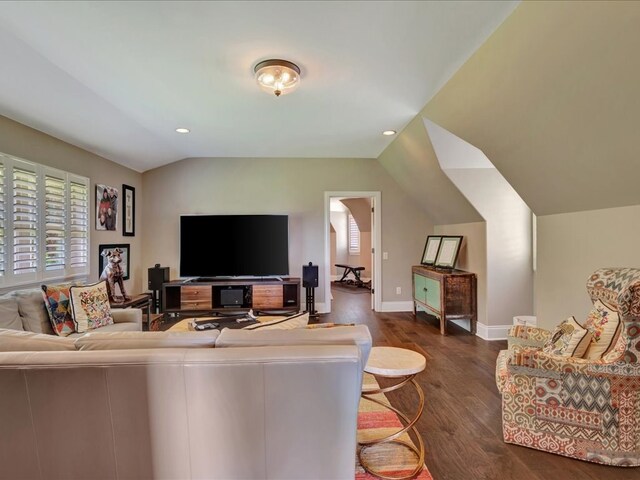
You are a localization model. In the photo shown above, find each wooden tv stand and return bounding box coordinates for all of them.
[162,277,301,316]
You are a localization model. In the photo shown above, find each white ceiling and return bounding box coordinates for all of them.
[0,1,518,172]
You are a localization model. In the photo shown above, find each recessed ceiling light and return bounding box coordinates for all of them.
[175,128,190,134]
[382,130,397,136]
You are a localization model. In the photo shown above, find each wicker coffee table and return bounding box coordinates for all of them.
[359,346,426,480]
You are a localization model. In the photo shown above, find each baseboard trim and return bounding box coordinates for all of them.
[379,301,413,312]
[475,322,511,341]
[315,302,329,314]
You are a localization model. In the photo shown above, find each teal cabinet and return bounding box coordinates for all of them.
[412,265,477,335]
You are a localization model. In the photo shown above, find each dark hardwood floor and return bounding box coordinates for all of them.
[324,287,639,480]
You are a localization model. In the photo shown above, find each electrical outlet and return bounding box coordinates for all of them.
[396,287,401,295]
[383,252,389,260]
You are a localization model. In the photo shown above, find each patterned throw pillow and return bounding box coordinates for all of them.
[583,299,622,360]
[69,281,114,333]
[542,316,592,358]
[41,284,75,336]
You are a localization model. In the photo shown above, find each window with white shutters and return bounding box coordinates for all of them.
[13,166,38,275]
[0,152,89,286]
[348,214,360,255]
[44,174,66,271]
[69,180,88,270]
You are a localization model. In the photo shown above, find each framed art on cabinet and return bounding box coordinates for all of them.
[434,236,463,269]
[122,184,135,236]
[421,235,442,265]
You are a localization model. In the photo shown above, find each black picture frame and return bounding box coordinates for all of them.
[421,235,442,265]
[434,236,463,269]
[98,244,131,280]
[122,184,135,236]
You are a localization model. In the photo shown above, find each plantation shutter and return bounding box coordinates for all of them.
[69,179,89,271]
[348,214,360,254]
[44,174,66,271]
[13,165,38,275]
[0,162,5,277]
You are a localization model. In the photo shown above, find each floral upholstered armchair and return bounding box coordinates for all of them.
[495,268,640,466]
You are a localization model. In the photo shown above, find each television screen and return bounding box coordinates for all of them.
[180,215,289,277]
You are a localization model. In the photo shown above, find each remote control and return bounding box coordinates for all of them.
[194,322,219,331]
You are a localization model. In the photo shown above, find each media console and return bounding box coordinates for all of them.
[162,277,301,316]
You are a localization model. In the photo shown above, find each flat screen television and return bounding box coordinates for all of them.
[180,215,289,277]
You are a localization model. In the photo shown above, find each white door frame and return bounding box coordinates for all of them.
[324,191,382,314]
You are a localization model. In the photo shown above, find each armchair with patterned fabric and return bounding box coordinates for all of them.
[495,268,640,466]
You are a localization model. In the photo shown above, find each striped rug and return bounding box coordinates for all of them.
[356,373,433,480]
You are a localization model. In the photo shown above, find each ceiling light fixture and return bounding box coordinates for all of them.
[175,128,190,134]
[382,130,397,136]
[254,59,301,97]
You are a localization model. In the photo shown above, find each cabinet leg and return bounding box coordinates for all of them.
[440,317,447,336]
[412,301,416,317]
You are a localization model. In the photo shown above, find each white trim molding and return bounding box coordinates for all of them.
[314,302,329,314]
[379,301,413,312]
[475,322,511,341]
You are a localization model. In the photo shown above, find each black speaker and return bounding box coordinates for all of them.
[148,265,170,290]
[303,263,318,288]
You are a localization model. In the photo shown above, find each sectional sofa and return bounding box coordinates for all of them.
[0,286,372,479]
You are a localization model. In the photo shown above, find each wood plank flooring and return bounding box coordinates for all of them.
[325,287,639,480]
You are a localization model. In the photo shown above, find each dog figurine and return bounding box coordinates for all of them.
[100,248,131,303]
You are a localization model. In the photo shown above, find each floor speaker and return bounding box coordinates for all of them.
[148,265,170,290]
[303,263,318,288]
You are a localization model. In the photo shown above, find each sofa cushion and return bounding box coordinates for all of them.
[542,316,591,358]
[74,330,219,351]
[216,324,372,368]
[66,321,141,338]
[0,328,75,351]
[69,281,114,333]
[0,294,23,331]
[583,300,622,360]
[241,312,309,330]
[41,284,76,336]
[14,288,54,334]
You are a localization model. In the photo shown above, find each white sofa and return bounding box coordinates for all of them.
[0,319,372,479]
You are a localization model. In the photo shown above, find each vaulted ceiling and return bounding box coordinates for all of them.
[0,1,517,172]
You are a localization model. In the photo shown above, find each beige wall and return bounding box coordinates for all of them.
[435,222,487,328]
[330,211,348,276]
[536,205,640,331]
[141,157,432,308]
[0,115,143,293]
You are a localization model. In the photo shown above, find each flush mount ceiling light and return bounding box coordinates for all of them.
[254,59,301,97]
[382,130,397,136]
[175,128,190,134]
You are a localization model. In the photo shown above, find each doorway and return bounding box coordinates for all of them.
[323,191,382,314]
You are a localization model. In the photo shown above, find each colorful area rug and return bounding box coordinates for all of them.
[357,373,433,479]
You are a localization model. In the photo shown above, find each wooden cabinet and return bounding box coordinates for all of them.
[163,278,300,316]
[412,265,477,335]
[180,285,212,311]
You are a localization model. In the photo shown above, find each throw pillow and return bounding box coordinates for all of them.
[69,281,114,333]
[42,284,75,336]
[241,312,309,330]
[583,299,622,360]
[542,316,592,358]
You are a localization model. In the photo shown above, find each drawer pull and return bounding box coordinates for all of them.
[423,287,428,292]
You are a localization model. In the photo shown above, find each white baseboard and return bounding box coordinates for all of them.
[379,301,413,312]
[450,319,471,332]
[475,322,511,341]
[315,302,329,314]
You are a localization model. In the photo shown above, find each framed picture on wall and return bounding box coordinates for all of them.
[434,236,463,269]
[98,244,130,280]
[420,235,442,265]
[122,184,135,236]
[96,184,118,231]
